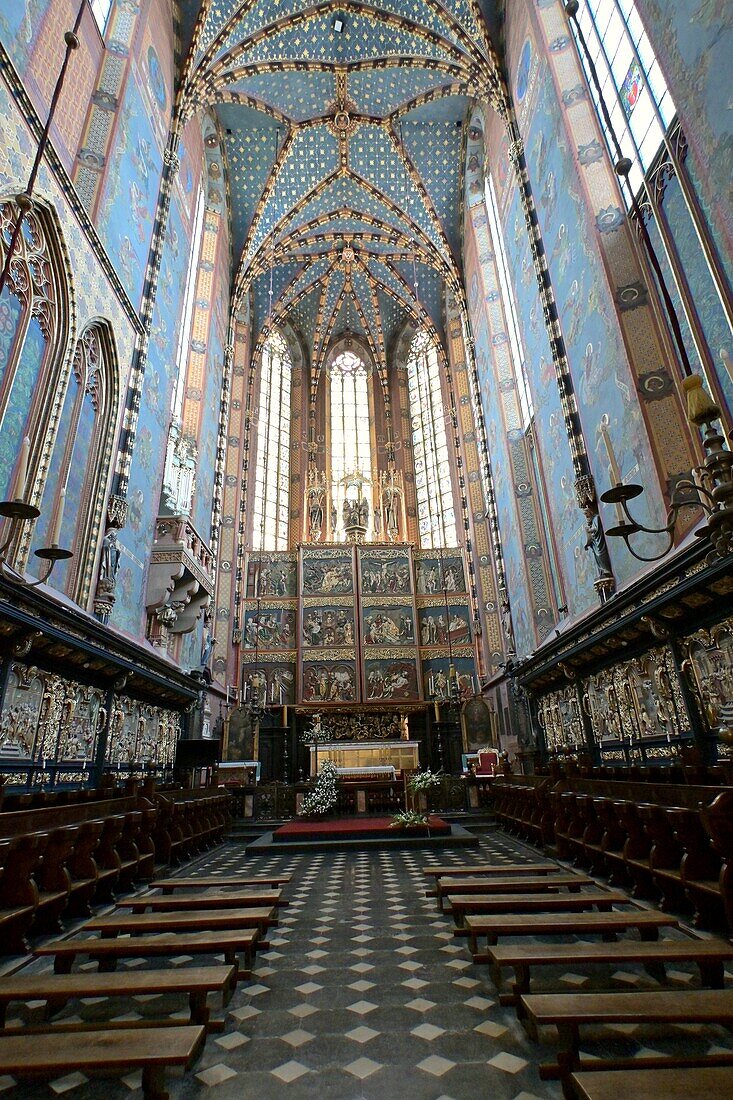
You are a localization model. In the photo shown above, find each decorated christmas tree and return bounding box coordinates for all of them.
[301,760,340,817]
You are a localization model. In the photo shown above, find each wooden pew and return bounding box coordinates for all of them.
[570,1066,733,1100]
[83,906,276,939]
[120,889,284,912]
[482,938,733,1004]
[435,874,590,911]
[0,965,235,1030]
[449,890,626,926]
[463,909,678,950]
[36,927,261,980]
[520,988,733,1080]
[152,875,292,893]
[423,863,558,877]
[0,1024,205,1099]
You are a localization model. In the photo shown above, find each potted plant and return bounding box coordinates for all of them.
[390,810,430,833]
[300,760,340,817]
[406,768,443,813]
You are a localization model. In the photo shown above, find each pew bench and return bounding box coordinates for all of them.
[83,906,276,939]
[36,927,261,980]
[482,938,733,1004]
[570,1066,733,1100]
[449,890,626,926]
[0,965,236,1030]
[0,1024,205,1099]
[463,909,679,951]
[121,889,284,913]
[423,863,559,880]
[521,989,733,1081]
[435,874,591,912]
[152,875,291,893]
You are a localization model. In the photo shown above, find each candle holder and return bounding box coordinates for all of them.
[0,504,73,587]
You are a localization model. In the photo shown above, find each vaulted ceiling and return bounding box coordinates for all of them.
[180,1,505,381]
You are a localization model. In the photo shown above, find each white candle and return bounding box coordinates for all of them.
[50,487,65,546]
[11,436,30,502]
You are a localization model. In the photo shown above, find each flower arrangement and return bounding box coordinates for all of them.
[300,760,340,817]
[390,810,429,829]
[407,768,443,793]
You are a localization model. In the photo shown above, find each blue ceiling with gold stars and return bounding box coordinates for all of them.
[181,0,504,378]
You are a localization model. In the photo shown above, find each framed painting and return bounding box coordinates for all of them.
[301,550,354,596]
[302,660,358,704]
[302,606,356,648]
[422,656,476,701]
[362,606,415,646]
[418,604,472,647]
[358,548,412,595]
[364,655,420,702]
[414,552,466,595]
[242,607,296,649]
[246,554,298,598]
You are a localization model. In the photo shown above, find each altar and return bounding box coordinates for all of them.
[310,739,420,776]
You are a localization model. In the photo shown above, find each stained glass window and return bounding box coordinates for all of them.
[406,331,457,549]
[89,0,113,35]
[329,350,371,540]
[252,331,291,550]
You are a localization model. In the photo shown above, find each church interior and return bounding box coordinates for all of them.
[0,0,732,1095]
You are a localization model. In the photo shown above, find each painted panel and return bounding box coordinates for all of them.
[302,607,355,647]
[364,656,420,702]
[422,656,477,701]
[247,556,298,597]
[359,549,412,596]
[362,606,416,646]
[418,605,472,647]
[241,661,296,706]
[413,552,465,595]
[302,553,353,595]
[302,660,358,704]
[242,608,296,649]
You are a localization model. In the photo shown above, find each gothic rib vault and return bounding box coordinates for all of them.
[176,0,506,388]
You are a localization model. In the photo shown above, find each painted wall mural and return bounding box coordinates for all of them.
[248,556,298,598]
[636,0,733,280]
[302,553,353,595]
[362,606,415,646]
[414,552,465,595]
[359,550,412,595]
[243,608,296,649]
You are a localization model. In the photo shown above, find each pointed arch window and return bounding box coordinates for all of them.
[252,330,291,551]
[570,0,733,408]
[406,331,457,548]
[31,324,117,602]
[329,350,372,541]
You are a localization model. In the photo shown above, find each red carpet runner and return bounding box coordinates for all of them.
[274,815,451,841]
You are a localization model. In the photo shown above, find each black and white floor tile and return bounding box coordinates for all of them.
[5,830,733,1098]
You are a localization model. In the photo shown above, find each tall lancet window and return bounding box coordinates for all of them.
[329,350,372,540]
[252,330,291,550]
[406,330,457,548]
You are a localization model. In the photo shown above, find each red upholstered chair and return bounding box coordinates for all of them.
[475,750,499,776]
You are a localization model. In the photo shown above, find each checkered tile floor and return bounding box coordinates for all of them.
[7,829,733,1098]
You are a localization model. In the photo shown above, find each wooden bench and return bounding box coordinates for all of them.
[423,863,559,879]
[0,965,235,1030]
[482,938,733,1004]
[121,889,284,913]
[36,927,261,980]
[83,906,276,939]
[521,989,733,1080]
[449,890,626,925]
[463,909,679,950]
[152,875,291,893]
[435,874,591,911]
[570,1066,733,1099]
[0,1024,205,1099]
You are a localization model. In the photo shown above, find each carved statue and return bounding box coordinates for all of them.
[583,506,613,578]
[307,488,324,541]
[200,629,215,668]
[500,599,516,654]
[358,496,369,528]
[99,527,121,586]
[383,487,399,540]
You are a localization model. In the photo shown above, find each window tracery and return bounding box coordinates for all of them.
[405,330,456,549]
[329,349,373,542]
[253,330,292,550]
